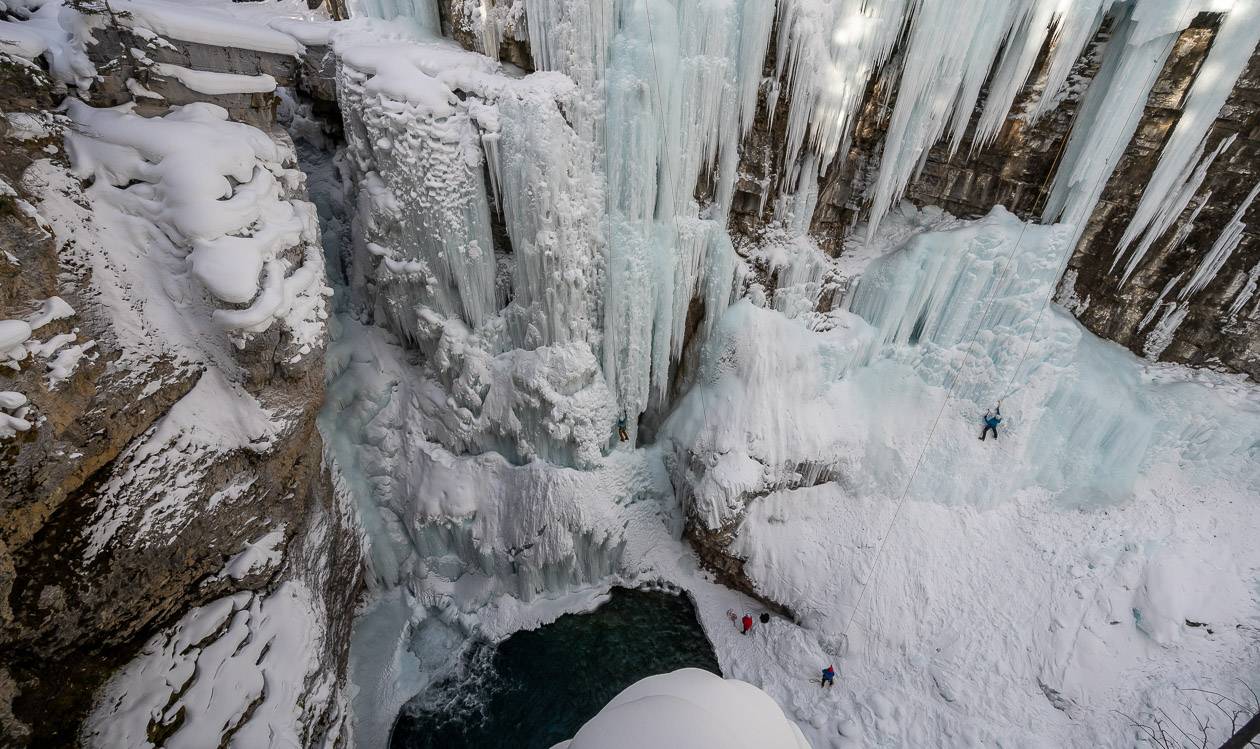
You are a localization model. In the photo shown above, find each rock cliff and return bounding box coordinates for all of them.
[0,7,358,746]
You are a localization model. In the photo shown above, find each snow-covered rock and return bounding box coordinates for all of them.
[553,668,812,749]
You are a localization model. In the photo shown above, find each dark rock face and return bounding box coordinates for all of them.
[0,18,359,747]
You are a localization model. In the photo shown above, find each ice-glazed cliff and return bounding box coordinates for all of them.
[1,0,1258,746]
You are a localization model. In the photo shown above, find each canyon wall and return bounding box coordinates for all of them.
[0,10,357,746]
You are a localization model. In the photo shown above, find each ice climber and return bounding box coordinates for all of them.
[821,664,836,688]
[980,403,1002,441]
[617,413,629,442]
[742,613,753,635]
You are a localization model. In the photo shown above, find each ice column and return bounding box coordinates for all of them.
[595,0,772,419]
[488,85,605,348]
[1041,2,1188,245]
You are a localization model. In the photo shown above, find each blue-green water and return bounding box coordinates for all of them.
[390,587,721,749]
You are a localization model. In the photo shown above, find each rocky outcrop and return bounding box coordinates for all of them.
[436,0,534,72]
[0,13,360,747]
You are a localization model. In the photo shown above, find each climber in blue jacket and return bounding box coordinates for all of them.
[980,403,1002,441]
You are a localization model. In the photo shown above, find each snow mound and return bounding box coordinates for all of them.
[553,668,812,749]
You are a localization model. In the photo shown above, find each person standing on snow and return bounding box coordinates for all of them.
[979,403,1002,441]
[617,413,629,442]
[742,613,753,635]
[821,664,836,688]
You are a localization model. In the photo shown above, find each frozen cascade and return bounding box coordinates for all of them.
[297,2,1260,744]
[666,206,1260,530]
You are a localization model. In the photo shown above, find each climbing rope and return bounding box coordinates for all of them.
[836,3,1198,653]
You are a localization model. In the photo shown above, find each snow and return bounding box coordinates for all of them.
[0,391,27,410]
[0,319,32,352]
[152,62,278,95]
[62,98,327,337]
[553,668,811,749]
[0,0,97,88]
[219,527,287,580]
[108,0,305,55]
[0,390,32,439]
[85,581,344,749]
[25,295,75,329]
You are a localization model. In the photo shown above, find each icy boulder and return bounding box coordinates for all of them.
[552,668,811,749]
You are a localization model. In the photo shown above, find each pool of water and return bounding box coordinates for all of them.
[389,587,721,749]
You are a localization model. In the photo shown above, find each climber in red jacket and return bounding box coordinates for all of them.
[742,613,753,635]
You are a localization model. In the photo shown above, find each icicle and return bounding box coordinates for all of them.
[1227,261,1260,318]
[1041,2,1186,246]
[1118,0,1260,260]
[775,0,908,188]
[1179,178,1260,301]
[972,0,1057,149]
[1137,271,1184,331]
[1025,0,1114,124]
[864,0,1032,243]
[1111,134,1234,285]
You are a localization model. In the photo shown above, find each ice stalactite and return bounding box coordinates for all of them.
[861,0,1036,243]
[1023,0,1114,125]
[1179,178,1260,300]
[774,0,909,189]
[1111,134,1235,284]
[1041,2,1185,243]
[1117,0,1260,261]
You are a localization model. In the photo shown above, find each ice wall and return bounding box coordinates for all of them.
[666,206,1260,529]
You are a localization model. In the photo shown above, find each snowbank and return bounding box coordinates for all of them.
[553,668,812,749]
[63,99,328,340]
